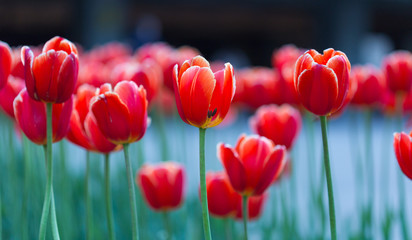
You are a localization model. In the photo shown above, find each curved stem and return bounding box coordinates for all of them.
[105,154,116,240]
[242,195,249,240]
[50,190,60,240]
[39,103,59,240]
[319,116,336,240]
[199,128,212,240]
[162,212,171,240]
[85,151,93,240]
[123,144,139,240]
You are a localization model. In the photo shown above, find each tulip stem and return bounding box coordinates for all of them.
[162,212,172,240]
[123,144,139,240]
[364,110,373,238]
[39,103,60,240]
[105,154,116,240]
[242,195,249,240]
[85,151,93,240]
[50,190,60,240]
[319,116,336,240]
[199,128,212,240]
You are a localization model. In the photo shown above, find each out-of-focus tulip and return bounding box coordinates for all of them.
[394,132,412,180]
[250,104,301,150]
[205,171,239,218]
[173,56,235,129]
[13,88,73,145]
[383,51,412,95]
[294,48,351,116]
[236,67,277,110]
[136,162,185,211]
[67,84,121,153]
[90,81,148,145]
[272,45,305,105]
[21,36,79,103]
[235,193,267,221]
[0,41,12,90]
[76,61,113,90]
[136,42,199,91]
[351,65,385,107]
[84,42,132,65]
[0,76,25,119]
[112,59,162,104]
[218,134,286,196]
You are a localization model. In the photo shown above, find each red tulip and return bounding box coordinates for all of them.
[236,67,277,109]
[84,42,132,65]
[250,104,301,150]
[173,56,235,128]
[235,193,267,221]
[394,132,412,180]
[205,171,239,218]
[218,134,286,196]
[90,81,148,145]
[136,162,185,211]
[67,84,121,153]
[111,59,162,104]
[351,65,385,107]
[76,61,113,91]
[22,36,79,103]
[294,48,351,116]
[0,41,12,90]
[13,88,73,145]
[383,51,412,94]
[272,45,305,105]
[0,76,25,119]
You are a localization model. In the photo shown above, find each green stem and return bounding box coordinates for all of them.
[163,212,172,240]
[319,116,337,240]
[364,110,373,238]
[85,151,93,240]
[242,195,249,240]
[123,144,139,240]
[224,218,232,240]
[199,128,212,240]
[105,154,116,240]
[22,135,31,240]
[39,103,59,240]
[50,190,60,240]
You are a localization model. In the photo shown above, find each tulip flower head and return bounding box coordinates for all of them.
[67,84,121,153]
[0,76,25,119]
[294,48,351,116]
[0,41,12,90]
[90,81,148,145]
[383,50,412,95]
[136,162,185,211]
[249,104,301,150]
[21,36,79,103]
[218,134,286,196]
[173,55,235,129]
[13,88,73,145]
[394,131,412,180]
[205,171,239,218]
[351,65,385,107]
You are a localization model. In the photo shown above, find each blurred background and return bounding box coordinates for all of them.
[2,1,412,239]
[1,0,412,67]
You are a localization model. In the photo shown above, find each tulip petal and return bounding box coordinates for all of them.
[57,53,78,103]
[173,64,189,125]
[21,47,37,100]
[91,93,131,144]
[218,143,246,193]
[138,172,161,210]
[296,64,338,116]
[84,113,120,153]
[67,110,94,150]
[395,132,412,180]
[0,41,12,90]
[253,146,286,195]
[52,96,73,142]
[327,55,350,113]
